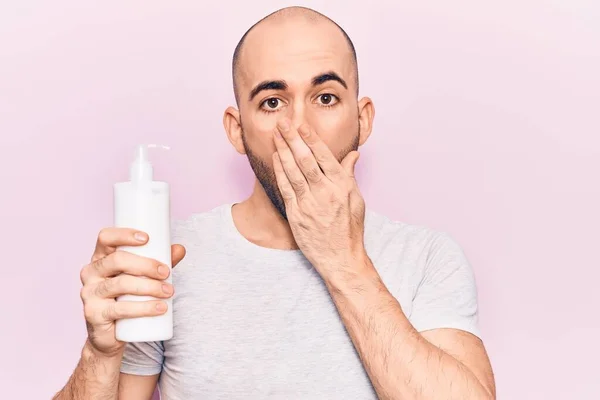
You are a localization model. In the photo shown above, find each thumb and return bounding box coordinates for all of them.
[171,244,187,268]
[341,151,360,178]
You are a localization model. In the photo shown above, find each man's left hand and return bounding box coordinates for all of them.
[272,118,367,278]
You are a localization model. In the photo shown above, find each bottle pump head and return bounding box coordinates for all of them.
[130,144,170,183]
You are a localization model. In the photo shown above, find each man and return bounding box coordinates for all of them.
[55,6,495,400]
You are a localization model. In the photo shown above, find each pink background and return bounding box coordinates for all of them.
[1,1,598,399]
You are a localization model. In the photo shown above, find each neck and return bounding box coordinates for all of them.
[231,179,299,250]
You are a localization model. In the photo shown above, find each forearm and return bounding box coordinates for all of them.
[53,340,123,400]
[324,256,491,400]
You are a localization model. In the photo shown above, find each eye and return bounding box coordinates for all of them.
[260,97,285,112]
[316,93,339,107]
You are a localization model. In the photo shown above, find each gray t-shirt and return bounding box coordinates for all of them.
[121,203,480,399]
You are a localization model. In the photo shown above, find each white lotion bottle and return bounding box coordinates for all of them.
[113,144,173,342]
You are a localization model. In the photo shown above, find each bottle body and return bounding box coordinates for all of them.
[113,180,172,342]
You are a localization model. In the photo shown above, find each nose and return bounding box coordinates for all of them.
[287,100,306,130]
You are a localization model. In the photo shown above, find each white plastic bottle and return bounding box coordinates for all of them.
[113,144,173,342]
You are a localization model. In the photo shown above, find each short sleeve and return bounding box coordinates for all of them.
[120,341,165,376]
[409,232,481,338]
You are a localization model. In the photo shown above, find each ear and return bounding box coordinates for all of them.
[223,106,246,155]
[357,97,375,146]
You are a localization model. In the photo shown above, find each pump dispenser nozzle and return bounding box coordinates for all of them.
[129,144,170,183]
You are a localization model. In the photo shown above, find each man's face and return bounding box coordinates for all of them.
[235,18,362,219]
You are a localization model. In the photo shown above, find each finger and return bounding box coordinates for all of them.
[273,122,310,198]
[340,150,360,179]
[276,118,324,186]
[92,228,148,262]
[93,274,173,299]
[102,300,168,322]
[171,244,186,268]
[272,152,297,205]
[297,124,345,181]
[87,250,170,280]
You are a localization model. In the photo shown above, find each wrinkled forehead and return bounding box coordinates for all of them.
[237,19,355,97]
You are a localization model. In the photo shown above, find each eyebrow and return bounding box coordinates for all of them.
[248,71,348,101]
[312,72,347,89]
[248,80,288,101]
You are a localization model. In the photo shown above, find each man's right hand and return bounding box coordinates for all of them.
[79,228,186,358]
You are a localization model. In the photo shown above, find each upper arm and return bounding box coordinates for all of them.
[410,232,480,336]
[118,340,164,399]
[118,372,159,400]
[411,231,495,397]
[421,328,496,399]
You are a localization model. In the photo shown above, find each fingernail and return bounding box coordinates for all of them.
[158,265,170,277]
[277,119,290,132]
[134,232,148,242]
[162,284,173,294]
[274,129,282,139]
[156,302,167,312]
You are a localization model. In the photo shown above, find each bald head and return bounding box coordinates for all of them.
[231,6,358,105]
[223,7,374,222]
